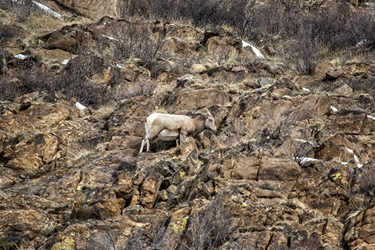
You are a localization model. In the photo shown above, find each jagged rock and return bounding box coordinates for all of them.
[140,172,164,209]
[41,25,94,53]
[0,209,58,246]
[70,188,122,220]
[324,69,350,81]
[334,83,353,96]
[205,33,242,59]
[258,77,277,87]
[171,87,229,111]
[333,110,367,134]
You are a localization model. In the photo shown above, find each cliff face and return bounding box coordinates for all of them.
[2,1,375,249]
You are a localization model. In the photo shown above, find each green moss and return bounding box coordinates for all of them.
[179,171,185,179]
[332,173,341,181]
[161,190,168,200]
[51,236,75,250]
[121,227,133,238]
[171,216,189,233]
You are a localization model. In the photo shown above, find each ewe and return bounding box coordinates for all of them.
[139,108,217,153]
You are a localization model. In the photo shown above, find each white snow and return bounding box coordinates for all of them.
[345,147,353,154]
[295,139,315,146]
[75,102,86,110]
[62,59,69,65]
[15,54,27,59]
[294,157,318,164]
[367,115,375,120]
[13,1,62,19]
[302,87,310,92]
[345,147,363,168]
[353,155,363,168]
[32,1,62,19]
[116,63,124,69]
[242,40,264,58]
[330,106,338,112]
[102,35,119,41]
[356,39,369,47]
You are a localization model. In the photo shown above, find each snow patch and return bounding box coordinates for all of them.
[15,54,27,60]
[302,87,310,92]
[356,39,369,47]
[102,35,119,41]
[116,63,124,69]
[345,147,363,168]
[242,41,264,58]
[345,147,353,154]
[295,139,315,146]
[32,1,62,19]
[294,157,318,164]
[12,1,62,19]
[353,155,363,168]
[75,102,86,110]
[62,59,69,65]
[330,106,338,112]
[367,115,375,120]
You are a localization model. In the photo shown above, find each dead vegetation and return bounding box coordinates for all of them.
[1,0,375,105]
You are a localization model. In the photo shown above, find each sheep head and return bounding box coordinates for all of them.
[197,108,217,133]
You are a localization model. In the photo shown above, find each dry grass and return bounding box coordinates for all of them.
[92,101,117,121]
[24,13,67,32]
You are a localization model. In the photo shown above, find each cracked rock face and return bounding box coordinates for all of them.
[2,1,375,249]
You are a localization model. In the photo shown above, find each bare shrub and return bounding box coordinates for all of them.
[122,0,375,75]
[0,54,111,108]
[13,0,35,22]
[0,66,50,101]
[0,23,18,45]
[0,0,13,9]
[124,228,144,250]
[96,21,164,75]
[182,197,236,250]
[123,219,176,250]
[50,55,112,108]
[290,29,321,75]
[115,80,156,100]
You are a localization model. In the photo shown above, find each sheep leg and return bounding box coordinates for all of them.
[146,138,150,152]
[139,138,146,153]
[142,126,163,152]
[179,131,187,145]
[140,122,153,153]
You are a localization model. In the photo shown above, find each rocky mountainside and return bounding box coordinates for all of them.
[2,0,375,249]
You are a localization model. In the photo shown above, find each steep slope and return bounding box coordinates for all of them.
[2,1,375,249]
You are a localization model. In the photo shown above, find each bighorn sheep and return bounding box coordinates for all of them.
[139,108,217,153]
